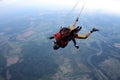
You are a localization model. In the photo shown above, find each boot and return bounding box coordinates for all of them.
[74,45,79,49]
[90,28,99,33]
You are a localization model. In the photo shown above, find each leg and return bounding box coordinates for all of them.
[72,38,76,45]
[75,32,91,39]
[72,38,79,48]
[75,27,99,39]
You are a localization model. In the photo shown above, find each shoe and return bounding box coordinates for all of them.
[93,28,99,31]
[74,45,79,49]
[91,28,99,33]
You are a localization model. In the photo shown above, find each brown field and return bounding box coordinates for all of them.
[6,56,19,67]
[16,30,35,40]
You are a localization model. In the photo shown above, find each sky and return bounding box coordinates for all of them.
[0,0,120,15]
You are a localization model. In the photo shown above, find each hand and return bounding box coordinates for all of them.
[48,36,54,39]
[76,17,79,22]
[77,26,82,30]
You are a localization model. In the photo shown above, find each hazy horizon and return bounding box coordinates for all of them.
[0,0,120,16]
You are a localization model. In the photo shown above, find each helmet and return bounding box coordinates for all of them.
[59,27,71,38]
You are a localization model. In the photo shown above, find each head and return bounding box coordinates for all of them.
[53,43,60,50]
[60,27,71,38]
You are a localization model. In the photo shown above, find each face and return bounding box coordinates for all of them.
[53,44,60,50]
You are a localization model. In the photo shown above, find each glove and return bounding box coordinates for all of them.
[48,36,54,39]
[76,17,79,22]
[77,26,82,30]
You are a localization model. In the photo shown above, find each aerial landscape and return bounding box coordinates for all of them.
[0,0,120,80]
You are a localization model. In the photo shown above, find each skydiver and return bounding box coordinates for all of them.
[49,17,99,50]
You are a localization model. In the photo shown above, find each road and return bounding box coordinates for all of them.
[87,40,109,80]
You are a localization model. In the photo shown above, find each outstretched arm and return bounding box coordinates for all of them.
[70,17,79,31]
[48,36,54,39]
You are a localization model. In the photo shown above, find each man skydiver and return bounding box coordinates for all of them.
[49,17,99,50]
